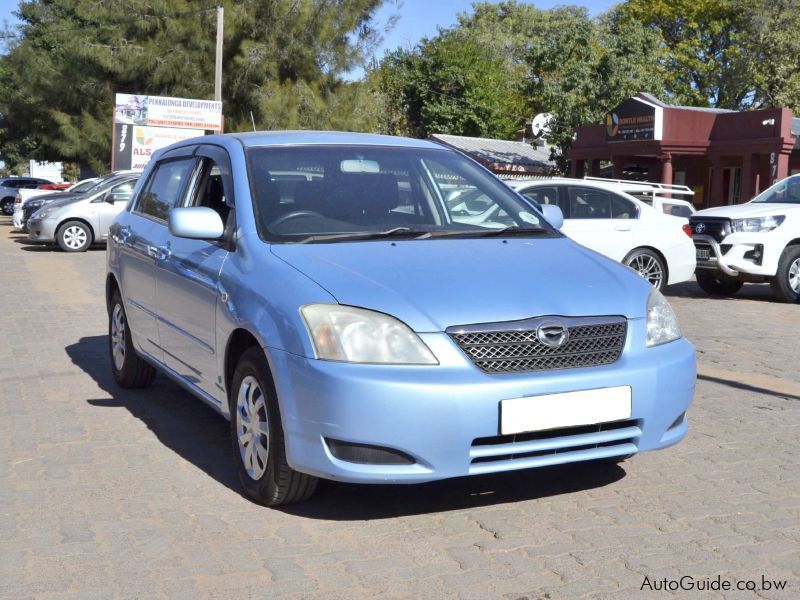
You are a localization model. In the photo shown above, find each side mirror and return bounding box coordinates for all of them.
[540,204,564,229]
[169,207,224,240]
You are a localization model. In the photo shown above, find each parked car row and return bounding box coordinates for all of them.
[10,172,139,251]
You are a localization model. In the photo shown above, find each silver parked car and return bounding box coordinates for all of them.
[27,176,138,251]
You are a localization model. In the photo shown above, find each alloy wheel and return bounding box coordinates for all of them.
[63,225,88,250]
[789,257,800,293]
[110,304,126,371]
[627,253,663,288]
[235,375,270,480]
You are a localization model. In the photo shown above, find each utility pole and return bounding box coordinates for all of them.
[214,5,224,103]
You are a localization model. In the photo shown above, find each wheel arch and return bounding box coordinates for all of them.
[56,217,96,242]
[105,273,120,315]
[224,328,270,399]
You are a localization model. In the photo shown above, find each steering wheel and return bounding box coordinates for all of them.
[270,210,325,228]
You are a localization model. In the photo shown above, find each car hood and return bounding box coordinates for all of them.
[42,194,92,211]
[271,237,650,332]
[27,192,80,206]
[694,202,800,219]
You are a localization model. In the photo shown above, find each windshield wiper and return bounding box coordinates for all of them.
[427,226,548,238]
[292,227,433,243]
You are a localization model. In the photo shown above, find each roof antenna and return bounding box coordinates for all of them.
[249,111,257,132]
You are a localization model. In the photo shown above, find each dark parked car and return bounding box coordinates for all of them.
[1,177,53,215]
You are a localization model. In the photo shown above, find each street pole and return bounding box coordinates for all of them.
[214,5,224,103]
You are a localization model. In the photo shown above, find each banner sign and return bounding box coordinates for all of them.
[605,97,663,142]
[112,93,223,170]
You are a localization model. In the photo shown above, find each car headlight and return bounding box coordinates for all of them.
[301,304,438,364]
[731,215,784,232]
[646,289,681,347]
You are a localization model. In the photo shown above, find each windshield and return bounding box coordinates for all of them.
[246,145,556,243]
[751,174,800,204]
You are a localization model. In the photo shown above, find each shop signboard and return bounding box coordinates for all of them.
[605,97,663,142]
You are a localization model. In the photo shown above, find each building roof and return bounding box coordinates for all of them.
[636,92,734,114]
[429,133,553,171]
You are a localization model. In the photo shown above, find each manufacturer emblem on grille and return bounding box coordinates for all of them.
[695,222,706,234]
[536,322,570,348]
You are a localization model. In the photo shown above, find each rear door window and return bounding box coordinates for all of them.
[568,187,614,219]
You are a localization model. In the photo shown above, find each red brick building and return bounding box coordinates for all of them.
[569,93,800,208]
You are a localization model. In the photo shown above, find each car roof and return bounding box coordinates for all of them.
[192,130,444,150]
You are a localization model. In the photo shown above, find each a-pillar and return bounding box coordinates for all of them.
[660,154,673,198]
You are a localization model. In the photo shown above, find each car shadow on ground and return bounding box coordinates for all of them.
[663,281,780,302]
[66,335,627,519]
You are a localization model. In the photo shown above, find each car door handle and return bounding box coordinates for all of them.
[147,245,171,261]
[614,225,633,231]
[116,225,132,244]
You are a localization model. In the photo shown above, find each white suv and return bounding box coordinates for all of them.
[690,174,800,302]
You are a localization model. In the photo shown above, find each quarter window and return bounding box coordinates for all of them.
[136,158,195,221]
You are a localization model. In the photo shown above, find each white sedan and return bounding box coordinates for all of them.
[510,179,696,290]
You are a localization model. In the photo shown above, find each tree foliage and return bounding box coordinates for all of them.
[0,0,386,171]
[370,1,666,171]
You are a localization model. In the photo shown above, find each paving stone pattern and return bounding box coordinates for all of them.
[0,219,798,599]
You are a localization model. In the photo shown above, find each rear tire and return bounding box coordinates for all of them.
[695,270,743,296]
[57,220,93,252]
[229,347,318,506]
[109,291,156,388]
[770,246,800,303]
[1,197,14,216]
[623,248,666,290]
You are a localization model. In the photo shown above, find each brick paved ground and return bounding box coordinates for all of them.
[0,216,798,599]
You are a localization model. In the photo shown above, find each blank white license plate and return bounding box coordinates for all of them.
[500,386,632,435]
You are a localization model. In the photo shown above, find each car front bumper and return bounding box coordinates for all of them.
[26,217,58,242]
[267,318,696,484]
[12,206,25,230]
[693,233,777,277]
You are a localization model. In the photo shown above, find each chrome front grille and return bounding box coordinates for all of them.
[448,316,626,374]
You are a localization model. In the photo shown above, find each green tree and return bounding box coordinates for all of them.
[0,0,387,171]
[615,0,754,109]
[739,0,800,111]
[370,1,666,172]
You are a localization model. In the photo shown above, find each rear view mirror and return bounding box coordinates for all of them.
[540,204,564,229]
[169,207,224,240]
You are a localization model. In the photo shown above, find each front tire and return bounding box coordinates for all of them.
[109,291,156,388]
[229,347,318,506]
[623,248,666,290]
[770,246,800,303]
[695,270,743,296]
[57,220,93,252]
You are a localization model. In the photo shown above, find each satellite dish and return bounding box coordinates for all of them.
[531,113,553,139]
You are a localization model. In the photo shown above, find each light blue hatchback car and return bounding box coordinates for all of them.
[106,131,696,505]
